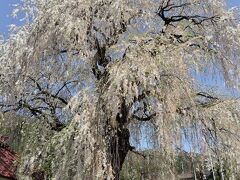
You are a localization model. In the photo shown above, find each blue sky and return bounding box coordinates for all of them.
[0,0,22,37]
[228,0,240,7]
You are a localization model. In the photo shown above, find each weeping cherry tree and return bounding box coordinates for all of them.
[1,0,240,179]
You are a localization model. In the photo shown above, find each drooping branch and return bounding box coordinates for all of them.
[132,113,156,122]
[0,76,77,131]
[156,0,220,52]
[157,1,219,28]
[196,92,221,108]
[28,76,69,105]
[196,92,219,100]
[219,127,240,142]
[55,80,78,97]
[129,149,146,159]
[131,91,157,122]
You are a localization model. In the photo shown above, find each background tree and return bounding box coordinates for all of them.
[1,0,240,179]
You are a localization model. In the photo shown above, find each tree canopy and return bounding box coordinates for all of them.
[1,0,240,179]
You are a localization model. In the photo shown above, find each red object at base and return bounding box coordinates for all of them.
[0,136,17,179]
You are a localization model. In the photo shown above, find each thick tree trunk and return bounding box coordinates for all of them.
[94,43,132,179]
[107,127,132,179]
[106,100,133,180]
